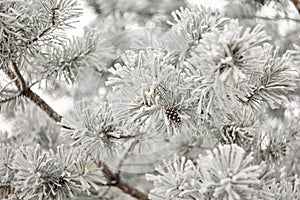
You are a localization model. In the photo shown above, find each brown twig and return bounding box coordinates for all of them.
[1,62,62,122]
[115,180,148,200]
[0,185,11,189]
[11,61,27,91]
[0,94,21,104]
[0,184,15,199]
[116,139,139,176]
[292,0,300,14]
[24,88,62,122]
[100,162,148,200]
[26,5,60,46]
[240,15,300,23]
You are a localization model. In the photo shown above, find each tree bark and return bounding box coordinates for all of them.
[115,180,148,200]
[24,88,62,122]
[292,0,300,14]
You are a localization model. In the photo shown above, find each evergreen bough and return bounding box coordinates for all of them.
[1,0,300,199]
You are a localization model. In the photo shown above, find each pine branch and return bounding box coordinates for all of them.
[26,5,59,46]
[243,85,264,103]
[0,94,21,104]
[0,184,11,189]
[24,88,62,122]
[116,139,139,176]
[100,162,148,200]
[11,61,27,92]
[1,62,62,122]
[291,0,300,14]
[0,184,15,199]
[115,180,148,200]
[2,62,148,200]
[240,15,300,23]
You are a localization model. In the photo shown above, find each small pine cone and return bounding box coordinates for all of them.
[166,107,182,124]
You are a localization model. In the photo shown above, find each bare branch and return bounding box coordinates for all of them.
[240,15,300,23]
[98,161,149,200]
[26,5,60,46]
[2,65,21,90]
[0,93,22,104]
[291,0,300,14]
[115,179,148,200]
[116,139,139,176]
[0,184,15,199]
[12,61,27,91]
[24,88,62,122]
